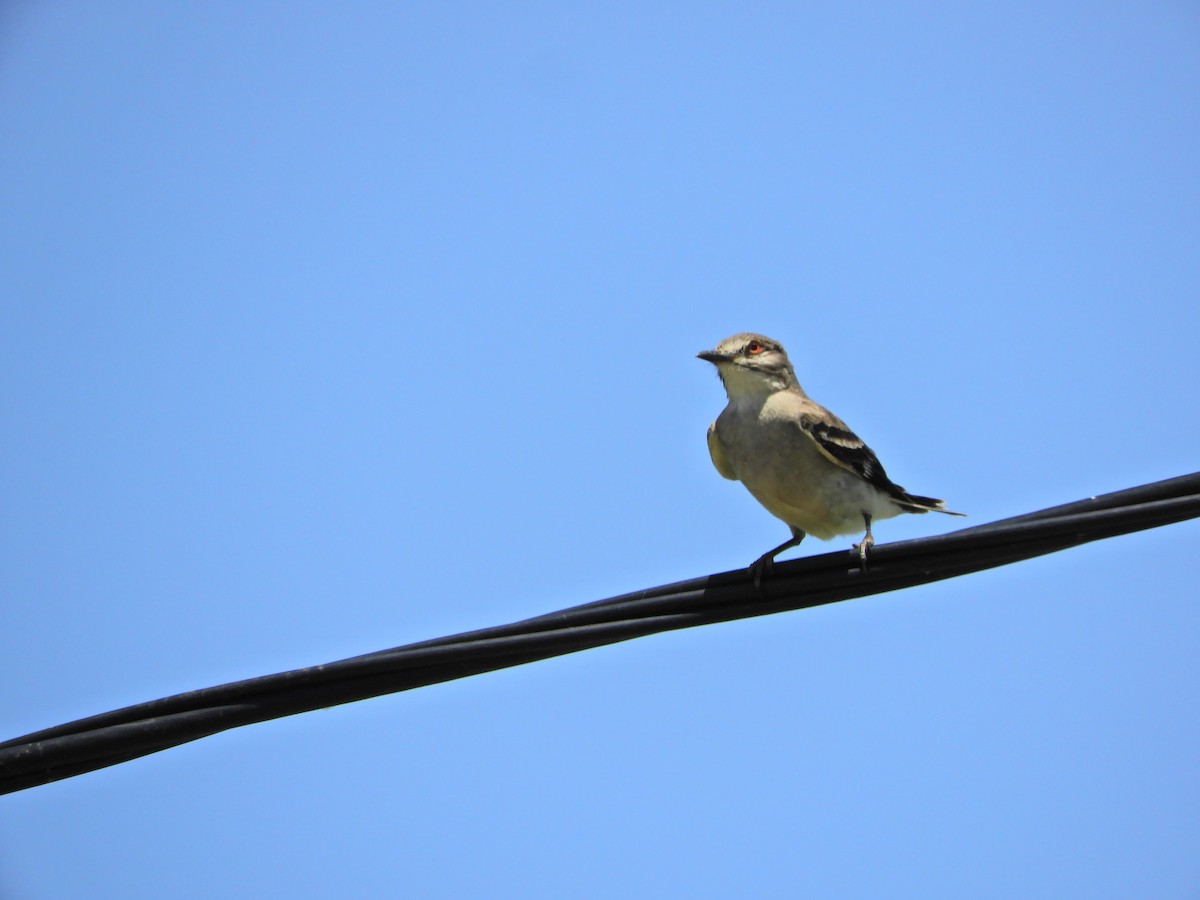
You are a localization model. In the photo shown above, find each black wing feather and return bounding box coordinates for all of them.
[799,412,952,514]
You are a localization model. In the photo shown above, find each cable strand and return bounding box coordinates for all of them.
[2,472,1197,795]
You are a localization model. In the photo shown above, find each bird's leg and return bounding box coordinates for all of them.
[749,527,805,587]
[852,513,874,571]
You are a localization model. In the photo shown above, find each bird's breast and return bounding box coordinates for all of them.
[714,398,899,539]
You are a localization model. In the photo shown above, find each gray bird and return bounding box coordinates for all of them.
[699,332,963,579]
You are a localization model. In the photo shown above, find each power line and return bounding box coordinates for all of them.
[2,471,1198,796]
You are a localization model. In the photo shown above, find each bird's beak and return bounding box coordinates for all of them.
[697,350,729,364]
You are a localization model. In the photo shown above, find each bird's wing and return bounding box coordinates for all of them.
[794,403,961,514]
[795,406,894,492]
[706,422,738,480]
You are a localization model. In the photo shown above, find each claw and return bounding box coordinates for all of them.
[747,528,805,590]
[853,513,875,572]
[748,553,774,590]
[852,534,874,571]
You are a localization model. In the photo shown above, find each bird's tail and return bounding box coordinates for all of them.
[895,491,966,517]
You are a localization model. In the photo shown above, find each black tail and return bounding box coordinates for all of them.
[894,491,966,517]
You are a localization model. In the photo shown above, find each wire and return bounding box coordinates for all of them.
[2,471,1198,795]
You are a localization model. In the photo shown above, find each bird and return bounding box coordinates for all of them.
[698,332,963,580]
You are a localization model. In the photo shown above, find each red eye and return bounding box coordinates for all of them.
[747,341,763,354]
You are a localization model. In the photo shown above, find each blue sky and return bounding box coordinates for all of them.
[2,3,1198,897]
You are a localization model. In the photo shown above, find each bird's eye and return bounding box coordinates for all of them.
[746,341,764,355]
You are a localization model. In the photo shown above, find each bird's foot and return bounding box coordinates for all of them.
[748,531,805,590]
[851,534,875,572]
[748,552,775,590]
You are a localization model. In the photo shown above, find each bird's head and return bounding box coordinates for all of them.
[697,333,799,397]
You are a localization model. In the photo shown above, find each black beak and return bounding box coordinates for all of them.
[697,350,729,364]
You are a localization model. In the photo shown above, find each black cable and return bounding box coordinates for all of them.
[2,472,1198,796]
